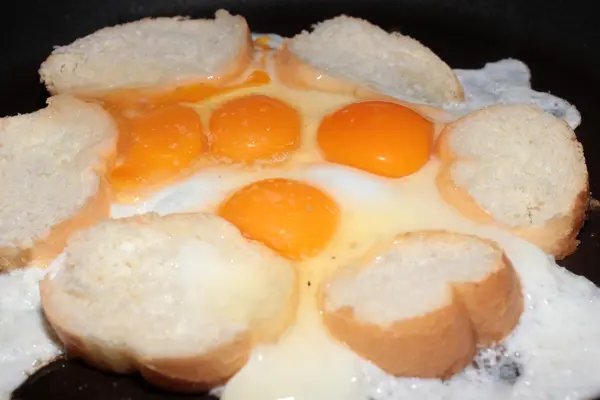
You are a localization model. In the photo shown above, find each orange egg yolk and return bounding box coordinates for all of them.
[102,70,271,109]
[254,36,272,50]
[109,104,204,196]
[209,95,301,164]
[317,101,434,178]
[218,178,340,260]
[100,71,272,201]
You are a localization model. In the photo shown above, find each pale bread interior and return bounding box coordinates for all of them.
[445,104,587,228]
[42,212,297,360]
[40,10,251,94]
[286,15,463,105]
[0,95,116,259]
[324,232,500,325]
[18,10,585,387]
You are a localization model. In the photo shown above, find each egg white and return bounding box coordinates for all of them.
[129,147,600,400]
[0,33,596,400]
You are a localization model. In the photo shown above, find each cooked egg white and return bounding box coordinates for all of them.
[80,42,600,400]
[1,33,598,400]
[140,158,600,400]
[212,160,481,400]
[105,42,452,205]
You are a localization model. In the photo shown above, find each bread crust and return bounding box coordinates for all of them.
[322,295,477,379]
[0,247,32,273]
[435,115,589,260]
[319,231,523,379]
[39,258,299,392]
[138,336,252,392]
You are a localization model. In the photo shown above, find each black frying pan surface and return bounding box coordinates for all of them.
[2,0,600,399]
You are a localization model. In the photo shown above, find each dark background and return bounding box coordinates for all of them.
[2,0,600,116]
[3,0,600,398]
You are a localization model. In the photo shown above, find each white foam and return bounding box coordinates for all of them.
[0,267,61,398]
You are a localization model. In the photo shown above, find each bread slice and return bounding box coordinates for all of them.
[39,10,253,95]
[40,212,298,392]
[0,95,117,271]
[320,231,523,379]
[273,15,464,106]
[435,104,589,259]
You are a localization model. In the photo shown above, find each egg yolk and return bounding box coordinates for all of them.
[209,95,301,163]
[102,70,271,110]
[101,71,272,201]
[109,104,204,195]
[218,178,340,260]
[254,36,272,50]
[317,101,434,178]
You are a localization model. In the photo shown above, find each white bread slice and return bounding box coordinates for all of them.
[0,95,117,271]
[39,10,253,95]
[435,104,588,259]
[273,15,464,106]
[40,212,298,392]
[320,231,523,379]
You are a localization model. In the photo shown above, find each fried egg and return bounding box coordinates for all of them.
[95,35,454,205]
[1,33,598,400]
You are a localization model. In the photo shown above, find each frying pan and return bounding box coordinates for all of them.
[2,0,600,399]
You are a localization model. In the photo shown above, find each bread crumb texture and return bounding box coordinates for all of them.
[43,213,296,359]
[447,104,587,227]
[288,15,463,105]
[0,95,116,250]
[40,10,248,93]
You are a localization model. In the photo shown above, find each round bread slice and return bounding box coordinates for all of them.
[273,15,464,106]
[0,95,117,271]
[39,10,253,95]
[435,104,588,259]
[40,212,298,392]
[319,231,523,379]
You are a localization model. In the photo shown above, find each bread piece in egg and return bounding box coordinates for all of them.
[274,15,464,106]
[435,104,589,259]
[319,231,523,379]
[0,95,117,271]
[39,10,253,95]
[40,212,298,392]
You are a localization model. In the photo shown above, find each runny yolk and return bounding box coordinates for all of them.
[317,101,434,178]
[209,95,302,164]
[253,36,272,50]
[109,104,204,197]
[100,71,272,201]
[218,178,340,260]
[102,70,271,109]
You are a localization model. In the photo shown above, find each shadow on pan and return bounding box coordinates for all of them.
[2,0,600,399]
